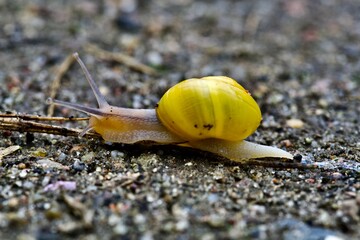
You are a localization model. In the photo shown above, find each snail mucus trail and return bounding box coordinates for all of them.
[47,53,293,162]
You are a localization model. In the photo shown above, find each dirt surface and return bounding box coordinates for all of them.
[0,0,359,239]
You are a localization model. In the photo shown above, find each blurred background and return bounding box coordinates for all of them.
[0,0,359,239]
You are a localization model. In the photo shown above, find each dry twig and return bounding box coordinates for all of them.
[0,113,88,121]
[0,145,21,160]
[0,113,100,139]
[47,54,76,116]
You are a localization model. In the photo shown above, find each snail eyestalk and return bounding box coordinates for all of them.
[72,52,110,109]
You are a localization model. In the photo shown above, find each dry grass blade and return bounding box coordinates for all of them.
[85,43,157,76]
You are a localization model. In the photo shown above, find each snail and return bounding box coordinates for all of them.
[47,53,293,162]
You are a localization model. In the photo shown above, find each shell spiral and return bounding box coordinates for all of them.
[156,76,262,141]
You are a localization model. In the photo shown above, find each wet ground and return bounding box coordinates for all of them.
[0,0,359,239]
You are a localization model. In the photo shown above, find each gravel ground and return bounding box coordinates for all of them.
[0,0,359,239]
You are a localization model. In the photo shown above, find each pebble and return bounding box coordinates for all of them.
[18,163,26,169]
[113,222,128,235]
[305,178,316,184]
[58,152,67,161]
[108,214,121,226]
[249,205,266,216]
[44,181,77,192]
[15,180,22,187]
[45,208,62,220]
[200,233,216,240]
[85,185,98,192]
[305,137,313,145]
[81,152,95,162]
[324,236,345,240]
[19,169,28,178]
[286,118,305,128]
[207,214,225,228]
[331,172,343,179]
[23,181,34,189]
[282,139,293,147]
[207,193,219,204]
[140,232,154,240]
[293,154,302,162]
[213,174,225,183]
[8,197,19,209]
[6,211,27,226]
[134,214,146,225]
[31,147,47,157]
[147,51,163,66]
[162,222,174,232]
[16,234,36,240]
[175,219,189,231]
[72,159,86,171]
[272,178,282,185]
[37,159,67,170]
[111,150,125,159]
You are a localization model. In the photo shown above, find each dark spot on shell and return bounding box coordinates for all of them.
[203,124,213,131]
[155,103,159,108]
[293,154,302,162]
[194,124,198,128]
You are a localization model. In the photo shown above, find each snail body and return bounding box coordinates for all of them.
[47,53,293,162]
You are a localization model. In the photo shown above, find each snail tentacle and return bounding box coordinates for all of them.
[72,52,109,109]
[47,98,106,117]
